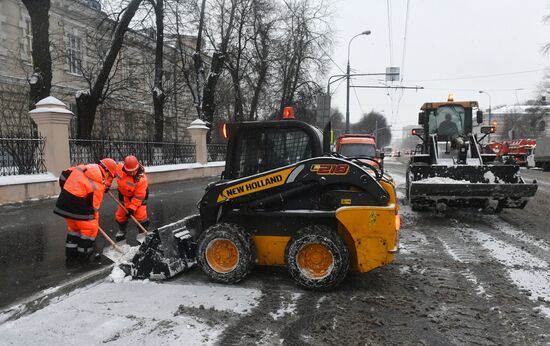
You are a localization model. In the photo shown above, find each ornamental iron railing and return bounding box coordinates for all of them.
[69,139,196,166]
[207,143,227,162]
[0,137,46,176]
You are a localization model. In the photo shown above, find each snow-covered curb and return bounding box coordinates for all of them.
[0,162,225,187]
[145,161,224,173]
[0,173,57,186]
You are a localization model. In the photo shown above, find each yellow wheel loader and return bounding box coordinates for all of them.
[407,96,537,212]
[126,117,400,290]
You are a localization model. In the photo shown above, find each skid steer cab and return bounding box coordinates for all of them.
[189,116,400,290]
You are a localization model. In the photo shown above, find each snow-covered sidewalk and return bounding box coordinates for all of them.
[0,278,261,345]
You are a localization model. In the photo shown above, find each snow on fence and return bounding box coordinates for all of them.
[0,137,46,176]
[207,143,227,162]
[69,139,196,166]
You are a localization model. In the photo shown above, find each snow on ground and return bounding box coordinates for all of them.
[467,228,550,316]
[0,280,261,345]
[269,292,302,320]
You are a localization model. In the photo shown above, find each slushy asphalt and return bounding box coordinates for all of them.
[0,176,217,309]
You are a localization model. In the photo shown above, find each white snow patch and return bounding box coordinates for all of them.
[483,171,497,183]
[0,172,57,186]
[75,89,90,98]
[492,220,550,253]
[509,269,550,304]
[462,269,489,298]
[103,243,139,265]
[42,286,61,295]
[472,230,548,269]
[0,281,261,345]
[316,295,327,309]
[536,305,550,319]
[440,239,462,262]
[109,266,128,283]
[270,293,302,320]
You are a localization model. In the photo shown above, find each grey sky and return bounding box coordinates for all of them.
[329,0,550,136]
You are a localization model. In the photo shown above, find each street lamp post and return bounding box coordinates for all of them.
[479,90,492,141]
[346,30,371,134]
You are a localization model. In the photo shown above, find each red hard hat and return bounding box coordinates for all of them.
[123,155,140,172]
[99,158,117,177]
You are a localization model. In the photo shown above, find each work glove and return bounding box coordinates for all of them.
[127,209,135,217]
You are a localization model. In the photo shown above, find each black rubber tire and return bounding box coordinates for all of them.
[197,223,256,284]
[285,225,349,291]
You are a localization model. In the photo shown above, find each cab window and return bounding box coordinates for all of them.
[428,105,465,139]
[233,128,313,178]
[340,143,376,157]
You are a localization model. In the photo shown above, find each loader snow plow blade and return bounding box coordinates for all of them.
[122,215,201,280]
[408,165,538,210]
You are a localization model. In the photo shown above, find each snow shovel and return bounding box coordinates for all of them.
[99,225,130,263]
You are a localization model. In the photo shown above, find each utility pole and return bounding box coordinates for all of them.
[346,30,371,134]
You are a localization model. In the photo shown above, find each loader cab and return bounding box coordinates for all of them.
[223,120,323,179]
[420,102,476,141]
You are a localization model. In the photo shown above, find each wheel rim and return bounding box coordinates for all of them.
[296,243,334,279]
[206,238,239,273]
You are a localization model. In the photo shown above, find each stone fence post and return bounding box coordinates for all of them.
[187,119,209,165]
[29,96,73,175]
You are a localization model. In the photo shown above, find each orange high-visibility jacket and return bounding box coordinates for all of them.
[116,164,148,212]
[54,164,107,220]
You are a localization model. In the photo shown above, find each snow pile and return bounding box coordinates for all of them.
[483,171,498,183]
[415,176,471,184]
[109,266,131,283]
[103,243,139,265]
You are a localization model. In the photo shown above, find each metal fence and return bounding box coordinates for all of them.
[207,143,227,162]
[69,139,196,166]
[0,137,46,176]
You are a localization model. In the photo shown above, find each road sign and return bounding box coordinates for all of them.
[316,94,331,126]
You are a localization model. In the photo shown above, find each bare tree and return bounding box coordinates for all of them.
[149,0,166,142]
[20,0,52,109]
[352,111,392,148]
[75,0,144,139]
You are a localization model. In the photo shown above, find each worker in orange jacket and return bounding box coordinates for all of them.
[115,155,149,242]
[54,158,117,259]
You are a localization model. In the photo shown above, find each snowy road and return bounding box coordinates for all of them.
[2,158,550,345]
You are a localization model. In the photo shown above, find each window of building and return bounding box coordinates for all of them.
[23,19,32,60]
[67,34,82,75]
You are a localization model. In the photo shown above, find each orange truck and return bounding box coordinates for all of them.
[335,134,382,167]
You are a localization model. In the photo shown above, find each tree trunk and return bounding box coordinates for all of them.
[21,0,52,109]
[202,51,225,124]
[202,0,237,124]
[152,0,165,142]
[76,92,99,139]
[74,0,143,139]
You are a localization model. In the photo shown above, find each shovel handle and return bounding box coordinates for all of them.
[108,190,150,235]
[98,226,124,254]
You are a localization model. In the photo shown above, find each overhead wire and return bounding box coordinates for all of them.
[408,68,545,82]
[386,0,396,122]
[393,0,411,125]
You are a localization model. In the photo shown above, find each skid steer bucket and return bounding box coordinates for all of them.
[121,215,201,280]
[408,164,538,210]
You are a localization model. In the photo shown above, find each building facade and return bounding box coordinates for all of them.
[0,0,200,141]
